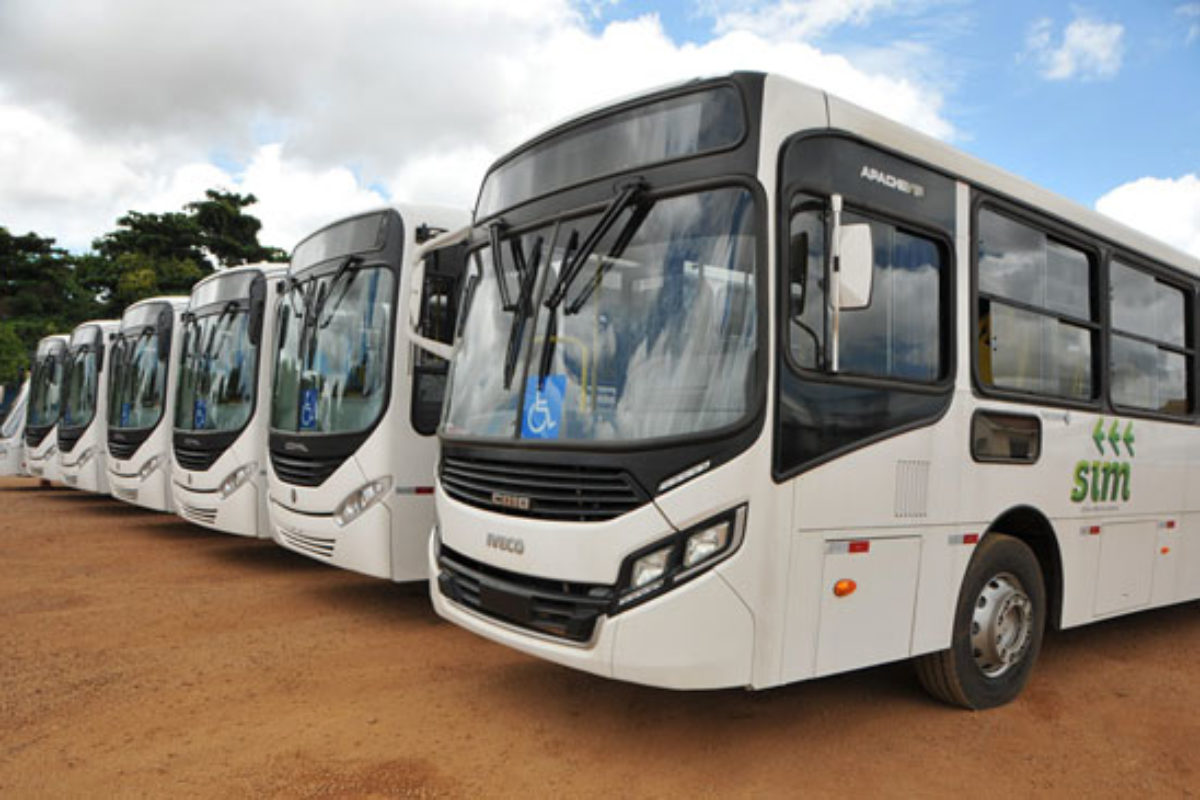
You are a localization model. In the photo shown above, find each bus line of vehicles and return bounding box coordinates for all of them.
[5,72,1200,710]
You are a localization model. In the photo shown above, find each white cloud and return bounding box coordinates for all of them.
[712,0,896,40]
[1023,14,1124,81]
[1179,3,1200,45]
[0,0,956,252]
[1096,174,1200,259]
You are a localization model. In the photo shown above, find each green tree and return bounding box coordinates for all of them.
[186,190,288,266]
[0,227,98,382]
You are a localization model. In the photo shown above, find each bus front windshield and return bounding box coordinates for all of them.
[175,306,256,433]
[444,186,758,444]
[61,344,100,430]
[108,328,167,431]
[28,342,66,429]
[271,265,395,435]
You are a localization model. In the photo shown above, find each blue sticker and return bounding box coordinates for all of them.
[521,375,565,440]
[300,388,318,431]
[120,402,131,427]
[193,398,207,430]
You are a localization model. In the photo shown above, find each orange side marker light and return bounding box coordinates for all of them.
[1161,546,1171,555]
[833,579,857,598]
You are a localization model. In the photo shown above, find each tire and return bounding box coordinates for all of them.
[915,533,1046,709]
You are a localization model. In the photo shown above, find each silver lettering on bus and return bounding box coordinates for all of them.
[486,533,525,555]
[860,165,925,198]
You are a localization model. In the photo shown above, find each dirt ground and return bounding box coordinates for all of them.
[1,476,1199,798]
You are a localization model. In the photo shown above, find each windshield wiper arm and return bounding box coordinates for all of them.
[315,255,363,328]
[563,199,652,316]
[489,222,517,312]
[501,235,544,390]
[544,181,644,312]
[535,230,577,388]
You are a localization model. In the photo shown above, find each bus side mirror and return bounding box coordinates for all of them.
[837,224,873,310]
[248,274,267,346]
[408,257,426,336]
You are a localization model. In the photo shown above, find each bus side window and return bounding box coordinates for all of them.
[412,269,461,436]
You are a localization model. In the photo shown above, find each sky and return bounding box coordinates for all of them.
[0,0,1197,259]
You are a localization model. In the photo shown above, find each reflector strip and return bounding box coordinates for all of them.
[395,486,435,495]
[827,540,871,555]
[949,533,980,545]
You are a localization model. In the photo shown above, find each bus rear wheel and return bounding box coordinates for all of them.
[915,533,1046,709]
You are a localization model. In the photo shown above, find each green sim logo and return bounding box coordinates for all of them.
[1071,418,1135,503]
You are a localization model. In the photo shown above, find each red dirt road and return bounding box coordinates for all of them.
[2,476,1199,797]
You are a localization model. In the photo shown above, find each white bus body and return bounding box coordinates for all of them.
[58,320,120,492]
[24,334,69,482]
[431,72,1200,708]
[268,205,469,580]
[0,379,30,476]
[172,263,288,536]
[107,296,189,512]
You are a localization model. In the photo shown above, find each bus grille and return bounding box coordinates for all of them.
[174,443,220,472]
[269,451,343,487]
[439,455,646,522]
[108,439,141,461]
[113,486,139,504]
[179,503,218,526]
[436,545,613,643]
[276,526,335,559]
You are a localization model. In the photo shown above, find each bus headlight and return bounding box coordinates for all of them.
[334,477,393,527]
[74,447,95,468]
[138,455,160,479]
[220,462,258,499]
[616,504,747,609]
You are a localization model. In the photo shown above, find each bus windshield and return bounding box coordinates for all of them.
[271,265,395,434]
[108,328,167,431]
[175,306,257,433]
[28,341,66,429]
[444,186,758,443]
[61,343,100,430]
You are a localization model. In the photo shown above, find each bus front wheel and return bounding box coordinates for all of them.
[916,533,1046,709]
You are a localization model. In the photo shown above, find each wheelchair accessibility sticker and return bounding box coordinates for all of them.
[522,375,565,440]
[300,388,319,431]
[193,398,207,430]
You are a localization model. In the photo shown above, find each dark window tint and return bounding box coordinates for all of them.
[412,266,462,436]
[787,207,944,382]
[976,208,1097,401]
[972,411,1040,463]
[979,301,1093,400]
[978,210,1090,319]
[1109,259,1191,415]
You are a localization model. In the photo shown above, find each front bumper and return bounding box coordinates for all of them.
[270,499,393,579]
[429,534,754,689]
[109,467,170,512]
[174,481,261,537]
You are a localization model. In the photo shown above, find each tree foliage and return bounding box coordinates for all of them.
[0,189,285,386]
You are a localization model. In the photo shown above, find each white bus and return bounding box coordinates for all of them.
[268,205,468,580]
[172,263,287,536]
[430,72,1200,709]
[58,320,120,492]
[0,377,30,476]
[107,296,189,512]
[24,334,70,482]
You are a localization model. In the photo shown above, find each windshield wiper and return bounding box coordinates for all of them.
[316,255,363,329]
[489,222,517,312]
[501,234,544,390]
[535,230,577,388]
[543,181,644,312]
[563,200,651,315]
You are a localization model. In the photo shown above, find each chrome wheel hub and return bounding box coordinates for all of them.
[970,572,1033,678]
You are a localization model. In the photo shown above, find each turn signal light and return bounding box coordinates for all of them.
[833,579,857,598]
